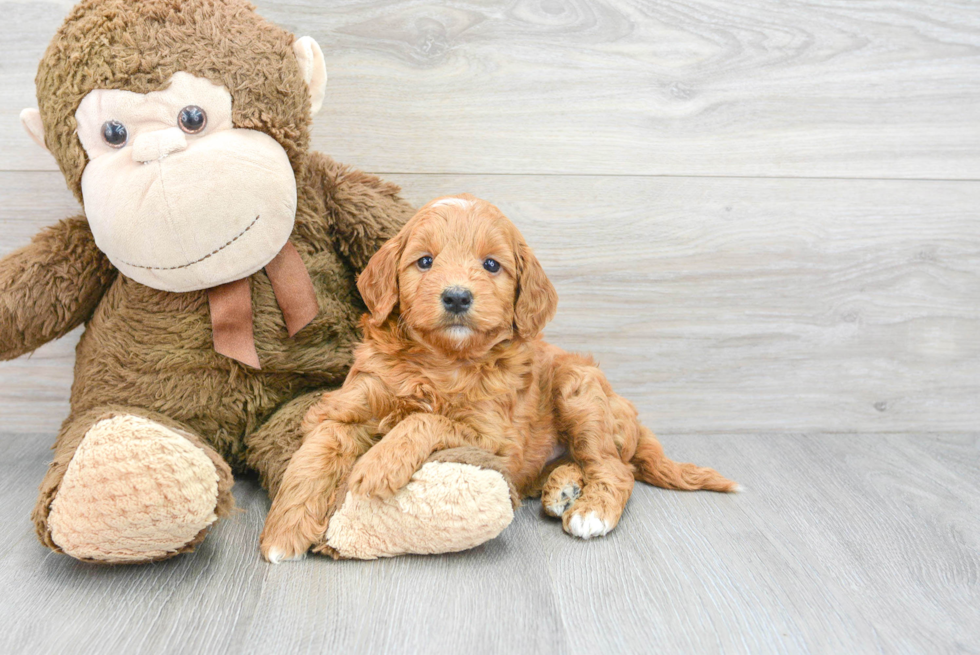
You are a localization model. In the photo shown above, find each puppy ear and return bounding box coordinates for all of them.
[514,239,558,339]
[357,235,403,325]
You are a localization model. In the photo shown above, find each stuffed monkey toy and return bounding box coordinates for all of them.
[3,0,516,563]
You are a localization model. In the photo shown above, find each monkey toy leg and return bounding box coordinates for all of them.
[246,393,518,561]
[33,406,235,564]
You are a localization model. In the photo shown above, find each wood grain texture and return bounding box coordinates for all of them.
[389,174,980,435]
[2,172,977,435]
[535,432,980,654]
[3,0,980,178]
[0,432,977,654]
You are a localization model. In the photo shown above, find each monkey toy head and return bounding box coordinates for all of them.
[20,0,328,293]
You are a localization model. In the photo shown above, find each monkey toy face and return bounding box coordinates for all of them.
[20,0,329,294]
[74,72,298,291]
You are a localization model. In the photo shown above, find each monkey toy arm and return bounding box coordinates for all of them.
[0,216,116,361]
[304,152,416,273]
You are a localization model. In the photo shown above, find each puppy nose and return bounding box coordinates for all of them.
[132,128,188,163]
[441,287,473,314]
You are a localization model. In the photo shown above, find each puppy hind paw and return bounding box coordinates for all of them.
[542,482,581,518]
[564,510,613,540]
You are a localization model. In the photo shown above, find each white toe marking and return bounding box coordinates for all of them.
[266,548,305,564]
[568,511,612,539]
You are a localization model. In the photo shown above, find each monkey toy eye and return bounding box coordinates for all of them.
[101,120,128,148]
[178,105,207,134]
[483,257,500,273]
[417,255,433,271]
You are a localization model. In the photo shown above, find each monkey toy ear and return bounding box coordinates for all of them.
[20,108,48,152]
[292,36,328,116]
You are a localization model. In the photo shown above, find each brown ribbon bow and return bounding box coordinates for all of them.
[206,242,318,368]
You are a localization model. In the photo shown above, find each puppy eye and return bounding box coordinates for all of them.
[417,255,433,271]
[178,105,207,134]
[101,120,128,148]
[483,258,501,273]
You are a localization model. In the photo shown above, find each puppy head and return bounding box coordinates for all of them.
[358,194,558,354]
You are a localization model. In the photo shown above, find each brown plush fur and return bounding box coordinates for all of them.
[260,196,737,559]
[4,0,415,559]
[0,216,116,360]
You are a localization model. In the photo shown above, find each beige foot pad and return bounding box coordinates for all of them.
[325,462,514,560]
[47,415,220,563]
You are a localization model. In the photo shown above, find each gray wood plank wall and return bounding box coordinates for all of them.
[1,0,978,435]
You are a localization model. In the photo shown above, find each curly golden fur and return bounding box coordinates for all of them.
[260,195,737,559]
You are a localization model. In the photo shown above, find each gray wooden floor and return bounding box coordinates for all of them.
[1,432,978,654]
[1,0,979,653]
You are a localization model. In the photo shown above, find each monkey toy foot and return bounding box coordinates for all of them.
[322,447,519,560]
[46,414,225,563]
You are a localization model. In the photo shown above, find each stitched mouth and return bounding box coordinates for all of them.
[117,214,260,271]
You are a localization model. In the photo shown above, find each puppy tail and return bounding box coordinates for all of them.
[632,428,739,493]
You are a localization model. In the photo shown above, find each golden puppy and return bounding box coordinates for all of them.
[260,195,737,561]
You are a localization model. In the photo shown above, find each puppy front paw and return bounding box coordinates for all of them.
[262,541,308,564]
[348,454,416,501]
[348,467,398,500]
[259,509,321,563]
